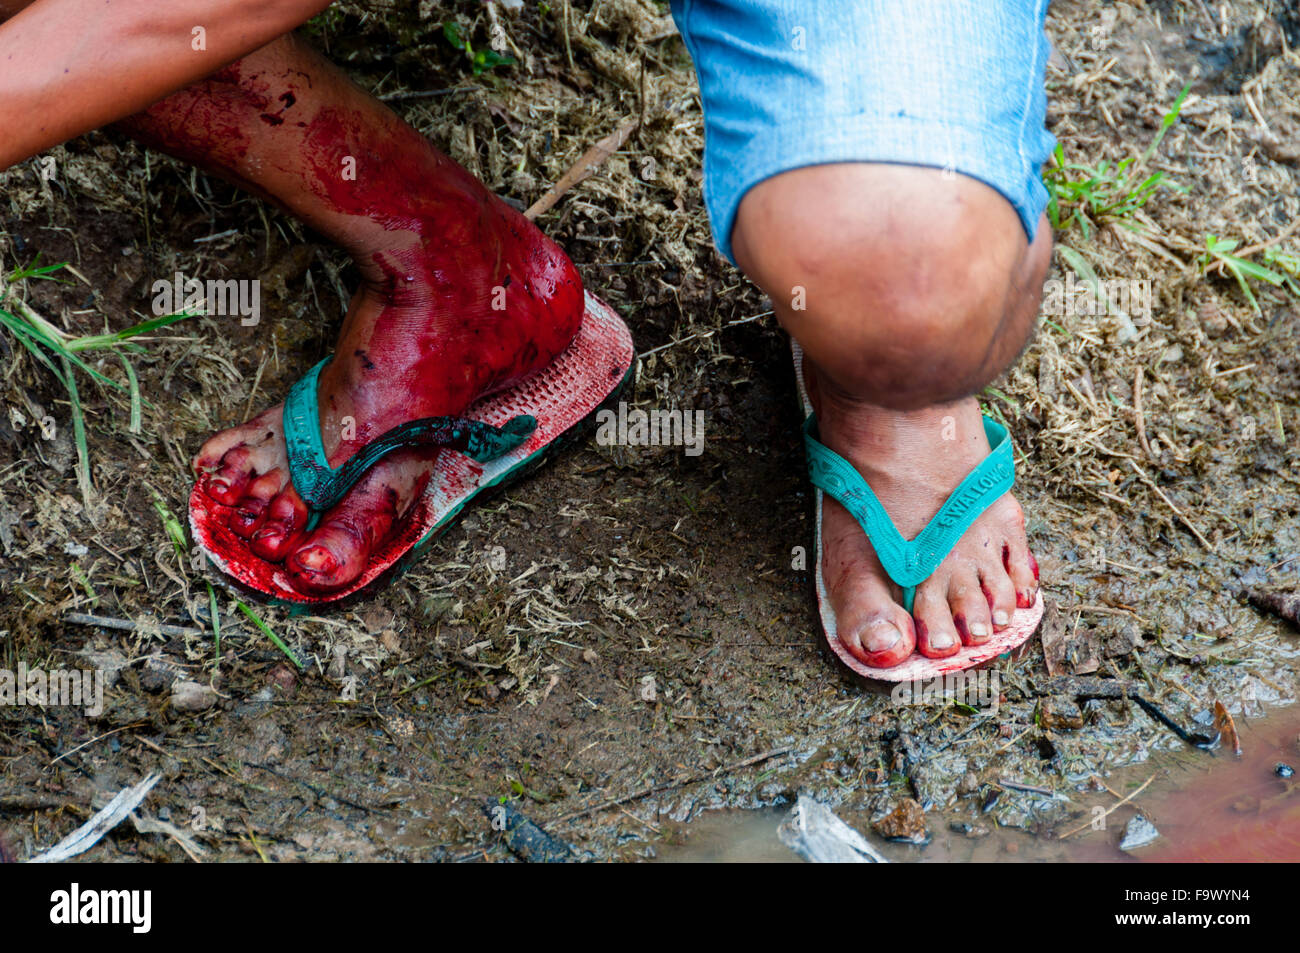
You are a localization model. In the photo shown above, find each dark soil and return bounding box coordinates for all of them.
[1,0,1299,862]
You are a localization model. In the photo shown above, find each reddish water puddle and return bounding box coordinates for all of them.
[1137,708,1300,862]
[657,705,1300,862]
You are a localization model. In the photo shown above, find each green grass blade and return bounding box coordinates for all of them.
[5,255,69,283]
[236,601,303,670]
[207,582,221,667]
[1220,255,1286,285]
[149,489,188,559]
[66,310,200,351]
[116,351,142,434]
[1141,82,1190,164]
[0,309,70,384]
[1056,244,1110,313]
[62,357,93,506]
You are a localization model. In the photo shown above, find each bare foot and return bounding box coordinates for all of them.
[806,360,1039,668]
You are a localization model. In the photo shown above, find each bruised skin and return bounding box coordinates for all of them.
[804,360,1040,669]
[159,36,583,593]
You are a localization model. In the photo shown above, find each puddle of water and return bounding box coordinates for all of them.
[656,705,1300,863]
[656,808,796,863]
[1137,709,1300,862]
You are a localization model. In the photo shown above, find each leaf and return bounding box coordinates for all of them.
[1213,700,1242,758]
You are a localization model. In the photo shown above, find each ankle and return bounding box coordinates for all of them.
[810,361,981,444]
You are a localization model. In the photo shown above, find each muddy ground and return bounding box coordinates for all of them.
[2,0,1299,862]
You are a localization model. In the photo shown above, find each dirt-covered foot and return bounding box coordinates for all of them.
[194,199,583,594]
[806,360,1040,668]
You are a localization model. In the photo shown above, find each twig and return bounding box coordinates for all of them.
[1060,603,1143,618]
[1243,88,1269,132]
[246,761,391,815]
[1133,367,1154,460]
[243,355,267,423]
[378,86,478,102]
[1132,696,1218,749]
[997,779,1057,796]
[130,811,208,862]
[63,611,204,638]
[638,51,648,133]
[244,818,269,863]
[561,0,573,70]
[192,228,239,244]
[1230,218,1300,258]
[1126,458,1214,551]
[553,745,793,823]
[29,773,161,862]
[0,794,70,813]
[1058,772,1156,839]
[523,116,640,221]
[638,310,773,360]
[50,722,149,766]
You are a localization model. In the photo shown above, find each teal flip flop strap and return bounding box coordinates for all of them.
[803,413,1015,614]
[282,358,537,512]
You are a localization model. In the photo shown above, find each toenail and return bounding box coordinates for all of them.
[993,609,1010,626]
[864,623,901,653]
[294,546,337,573]
[969,622,989,638]
[930,630,954,650]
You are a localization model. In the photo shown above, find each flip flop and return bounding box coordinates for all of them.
[792,341,1043,682]
[190,292,634,606]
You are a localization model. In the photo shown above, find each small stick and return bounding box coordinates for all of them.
[378,86,477,102]
[1126,459,1214,551]
[523,116,640,221]
[561,0,573,70]
[29,773,162,862]
[50,722,149,766]
[63,611,204,638]
[1133,367,1154,460]
[1058,773,1156,839]
[553,746,792,823]
[1133,696,1218,749]
[998,779,1057,796]
[1243,88,1269,132]
[242,355,267,423]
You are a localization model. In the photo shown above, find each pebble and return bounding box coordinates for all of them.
[171,680,219,712]
[1119,814,1160,852]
